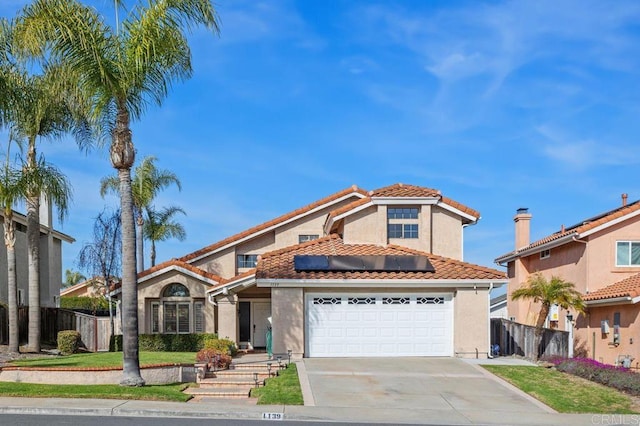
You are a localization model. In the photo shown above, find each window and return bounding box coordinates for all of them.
[540,249,550,259]
[151,303,160,333]
[298,234,319,243]
[616,241,640,266]
[162,283,190,297]
[194,301,204,333]
[164,302,190,334]
[388,208,418,219]
[388,223,419,239]
[237,254,259,268]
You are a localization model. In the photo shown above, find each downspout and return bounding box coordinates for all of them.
[488,282,494,358]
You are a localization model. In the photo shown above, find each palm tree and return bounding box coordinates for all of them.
[64,269,87,288]
[144,205,186,267]
[101,156,181,272]
[13,0,219,385]
[0,143,27,353]
[511,273,585,358]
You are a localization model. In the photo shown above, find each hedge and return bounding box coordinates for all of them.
[110,333,218,352]
[60,296,112,312]
[58,330,82,355]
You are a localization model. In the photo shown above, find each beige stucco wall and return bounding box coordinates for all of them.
[216,293,238,341]
[431,207,463,260]
[271,287,304,358]
[192,246,236,279]
[136,271,214,334]
[575,304,640,366]
[343,205,386,245]
[454,288,490,358]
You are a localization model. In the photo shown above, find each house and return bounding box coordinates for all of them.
[495,195,640,364]
[137,183,506,358]
[0,202,74,308]
[60,278,109,298]
[490,294,508,319]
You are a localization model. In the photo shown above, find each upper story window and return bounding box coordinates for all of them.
[616,241,640,266]
[540,249,550,259]
[388,208,419,219]
[237,254,259,268]
[299,234,319,244]
[388,223,419,239]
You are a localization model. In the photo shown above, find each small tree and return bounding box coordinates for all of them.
[511,273,585,358]
[77,208,121,338]
[143,205,186,267]
[63,269,86,288]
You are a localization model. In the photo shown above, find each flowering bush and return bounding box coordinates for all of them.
[551,357,640,396]
[195,348,232,370]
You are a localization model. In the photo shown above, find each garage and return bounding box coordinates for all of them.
[305,293,453,357]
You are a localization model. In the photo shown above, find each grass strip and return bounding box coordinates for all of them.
[483,365,638,414]
[0,382,192,402]
[9,352,197,368]
[251,363,303,405]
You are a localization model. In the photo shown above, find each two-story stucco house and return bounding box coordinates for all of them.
[0,202,74,309]
[137,183,506,359]
[495,195,640,365]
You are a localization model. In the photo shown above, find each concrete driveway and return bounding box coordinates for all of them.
[301,357,558,425]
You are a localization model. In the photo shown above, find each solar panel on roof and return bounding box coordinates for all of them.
[293,255,435,272]
[293,255,330,271]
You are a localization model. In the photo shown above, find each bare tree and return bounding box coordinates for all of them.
[77,208,121,338]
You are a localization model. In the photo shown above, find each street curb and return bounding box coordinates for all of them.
[295,360,315,406]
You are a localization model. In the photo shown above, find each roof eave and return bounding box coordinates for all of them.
[495,233,577,265]
[256,278,506,288]
[585,296,636,307]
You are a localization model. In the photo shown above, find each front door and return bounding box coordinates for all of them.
[252,302,271,348]
[239,302,251,343]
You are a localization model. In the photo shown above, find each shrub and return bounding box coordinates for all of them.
[203,337,238,356]
[555,358,640,396]
[60,296,112,313]
[109,333,218,352]
[195,348,232,370]
[58,330,82,355]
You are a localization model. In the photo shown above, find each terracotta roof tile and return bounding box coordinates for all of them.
[256,234,505,281]
[583,273,640,302]
[370,183,480,219]
[180,185,367,263]
[497,200,640,261]
[138,259,224,283]
[327,197,373,220]
[206,268,257,292]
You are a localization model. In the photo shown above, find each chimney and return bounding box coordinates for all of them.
[514,208,532,250]
[622,193,628,207]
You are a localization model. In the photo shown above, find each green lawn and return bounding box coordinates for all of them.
[0,382,191,401]
[483,365,639,414]
[251,363,303,405]
[9,351,197,368]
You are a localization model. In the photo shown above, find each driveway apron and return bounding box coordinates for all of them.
[303,358,549,417]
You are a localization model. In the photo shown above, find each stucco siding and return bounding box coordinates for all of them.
[343,205,385,245]
[454,288,490,358]
[432,207,462,260]
[191,246,235,279]
[272,287,304,357]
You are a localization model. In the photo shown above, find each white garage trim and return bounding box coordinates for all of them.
[305,292,454,357]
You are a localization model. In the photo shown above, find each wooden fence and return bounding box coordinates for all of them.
[491,318,569,359]
[0,306,114,352]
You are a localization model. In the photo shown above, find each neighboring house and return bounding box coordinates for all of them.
[0,201,74,308]
[60,277,113,298]
[495,195,640,365]
[137,183,506,359]
[490,294,508,319]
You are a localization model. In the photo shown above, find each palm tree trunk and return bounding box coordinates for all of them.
[150,240,156,267]
[534,303,551,359]
[25,140,40,353]
[5,216,19,353]
[136,214,144,272]
[111,103,144,386]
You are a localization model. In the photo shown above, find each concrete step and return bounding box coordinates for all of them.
[231,362,287,371]
[199,377,263,388]
[185,386,253,399]
[208,370,271,379]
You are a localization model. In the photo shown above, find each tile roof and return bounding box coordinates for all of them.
[326,197,373,221]
[371,183,442,198]
[583,273,640,302]
[256,234,505,281]
[138,259,224,283]
[179,185,367,262]
[496,200,640,261]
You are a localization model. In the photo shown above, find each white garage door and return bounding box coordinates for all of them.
[306,293,453,357]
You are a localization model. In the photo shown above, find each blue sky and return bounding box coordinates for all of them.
[3,0,640,286]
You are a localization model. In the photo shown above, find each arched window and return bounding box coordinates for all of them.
[162,283,190,298]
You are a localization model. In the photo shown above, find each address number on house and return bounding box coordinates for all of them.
[262,412,283,421]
